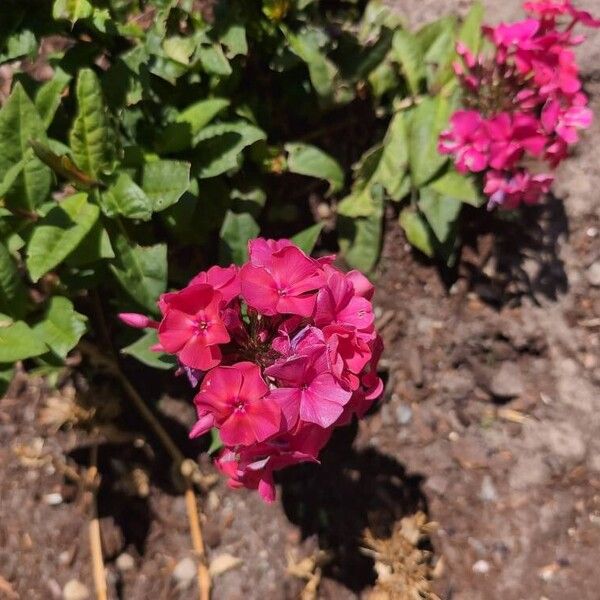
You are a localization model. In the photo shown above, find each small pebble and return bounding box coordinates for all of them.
[173,557,197,585]
[62,579,89,600]
[585,263,600,287]
[44,492,63,506]
[116,552,135,572]
[479,475,498,502]
[472,560,490,574]
[396,403,413,425]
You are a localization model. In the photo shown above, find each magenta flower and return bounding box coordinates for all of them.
[266,351,352,429]
[240,245,324,316]
[438,111,489,173]
[158,284,229,371]
[120,237,384,503]
[541,98,592,144]
[189,265,240,304]
[192,362,281,446]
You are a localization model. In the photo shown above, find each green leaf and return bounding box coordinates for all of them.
[418,187,462,242]
[0,321,47,362]
[408,96,451,187]
[26,193,100,282]
[375,111,410,200]
[338,186,384,272]
[69,68,115,178]
[0,30,37,64]
[163,36,195,65]
[458,2,484,54]
[429,170,484,207]
[198,43,232,76]
[285,143,344,194]
[338,111,409,216]
[424,26,456,92]
[219,211,259,265]
[285,27,338,100]
[102,172,152,220]
[142,160,190,212]
[121,329,175,370]
[0,241,27,319]
[0,155,28,198]
[34,296,87,358]
[158,98,230,153]
[53,0,93,23]
[194,121,266,179]
[0,83,51,210]
[220,24,248,58]
[35,68,72,129]
[291,223,324,255]
[399,208,434,257]
[208,428,223,454]
[392,29,424,96]
[110,237,167,314]
[66,220,114,266]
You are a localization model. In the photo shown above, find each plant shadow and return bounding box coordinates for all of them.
[458,194,569,307]
[277,421,428,593]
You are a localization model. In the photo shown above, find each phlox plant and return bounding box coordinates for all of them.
[120,238,382,502]
[439,0,598,209]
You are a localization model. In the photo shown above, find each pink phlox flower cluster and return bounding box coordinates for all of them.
[438,0,597,209]
[120,238,383,503]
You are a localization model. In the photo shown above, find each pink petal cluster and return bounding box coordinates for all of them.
[120,239,383,503]
[438,0,597,209]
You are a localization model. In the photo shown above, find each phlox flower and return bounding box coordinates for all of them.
[191,362,281,446]
[120,238,383,503]
[158,284,229,370]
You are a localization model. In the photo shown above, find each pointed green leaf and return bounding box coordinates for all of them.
[408,96,451,187]
[285,143,344,194]
[121,329,175,370]
[35,68,72,129]
[0,242,27,318]
[338,186,384,272]
[291,223,324,255]
[418,187,462,242]
[53,0,93,23]
[0,83,51,210]
[26,193,100,282]
[0,321,47,362]
[429,170,484,207]
[194,121,266,179]
[458,2,484,54]
[158,98,230,153]
[392,29,424,95]
[110,237,167,314]
[399,208,434,257]
[103,172,152,220]
[219,211,259,265]
[142,160,190,212]
[34,296,87,358]
[69,68,115,178]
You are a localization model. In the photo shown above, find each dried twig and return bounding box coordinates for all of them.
[87,445,107,600]
[185,485,211,600]
[78,341,212,599]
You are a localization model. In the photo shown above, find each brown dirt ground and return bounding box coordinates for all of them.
[2,1,600,599]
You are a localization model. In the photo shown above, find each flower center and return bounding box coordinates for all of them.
[233,398,246,412]
[277,288,287,297]
[196,319,209,332]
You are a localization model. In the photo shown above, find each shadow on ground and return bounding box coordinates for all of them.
[459,195,569,306]
[278,421,428,593]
